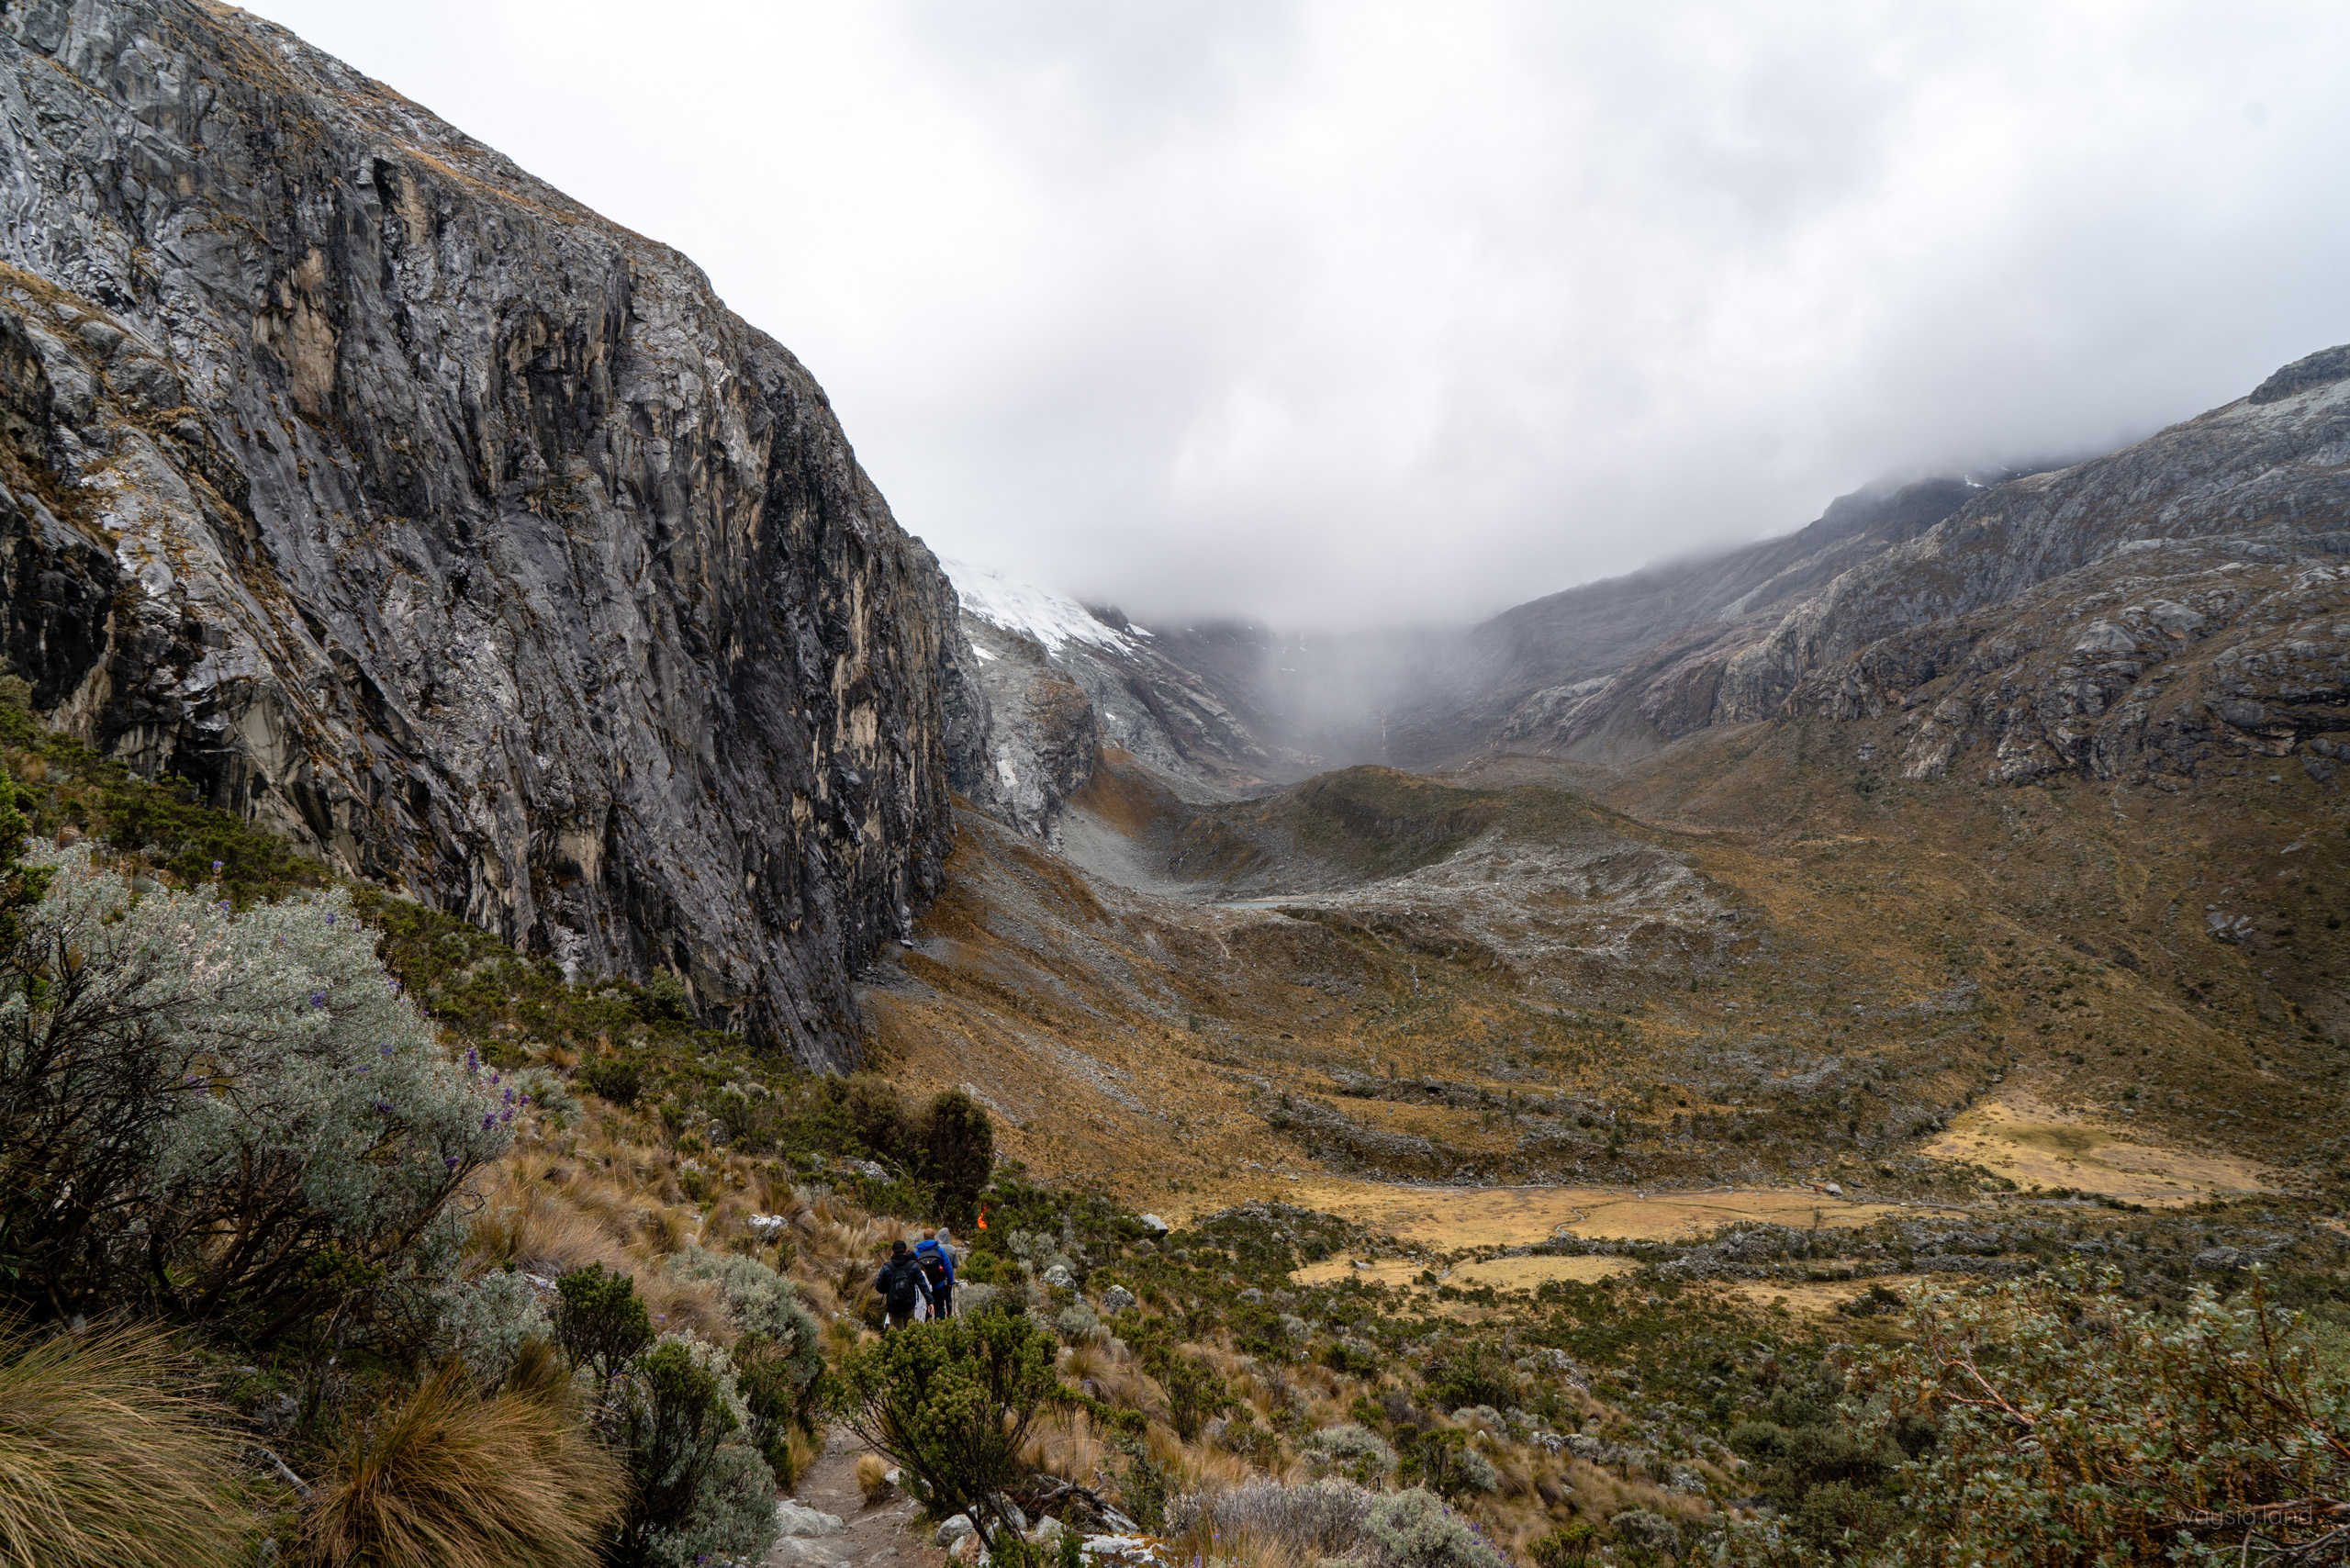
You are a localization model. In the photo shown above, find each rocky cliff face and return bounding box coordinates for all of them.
[1452,476,1981,759]
[941,560,1335,836]
[0,0,965,1066]
[1514,350,2350,784]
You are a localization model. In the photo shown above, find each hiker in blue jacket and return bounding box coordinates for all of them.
[913,1227,957,1318]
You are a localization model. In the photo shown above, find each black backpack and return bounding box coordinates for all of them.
[882,1258,922,1315]
[917,1246,950,1294]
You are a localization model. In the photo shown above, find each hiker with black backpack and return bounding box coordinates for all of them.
[874,1238,933,1330]
[913,1226,957,1319]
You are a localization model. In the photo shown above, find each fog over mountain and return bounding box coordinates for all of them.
[246,0,2350,629]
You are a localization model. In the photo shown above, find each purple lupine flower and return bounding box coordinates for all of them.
[211,860,223,873]
[218,899,231,913]
[464,1047,479,1071]
[481,1114,496,1130]
[489,1071,501,1086]
[444,1154,461,1170]
[310,991,327,1008]
[380,1043,394,1058]
[502,1087,515,1104]
[520,1094,532,1106]
[499,1107,514,1125]
[357,1064,373,1075]
[325,912,336,926]
[375,1101,395,1115]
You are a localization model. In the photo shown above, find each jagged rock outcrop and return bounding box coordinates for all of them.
[943,560,1327,836]
[1519,349,2350,782]
[0,0,964,1066]
[1472,477,1979,742]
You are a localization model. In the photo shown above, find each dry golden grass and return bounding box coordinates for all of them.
[304,1363,621,1568]
[0,1321,252,1568]
[1023,1407,1109,1490]
[856,1452,893,1504]
[464,1167,627,1277]
[1922,1089,2277,1204]
[856,717,2345,1230]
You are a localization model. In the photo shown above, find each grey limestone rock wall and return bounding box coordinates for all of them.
[0,0,969,1067]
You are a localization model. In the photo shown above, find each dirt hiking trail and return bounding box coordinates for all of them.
[765,1429,944,1568]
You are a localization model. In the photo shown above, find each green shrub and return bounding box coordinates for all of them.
[1111,1427,1172,1532]
[1145,1346,1233,1442]
[578,1058,643,1107]
[1399,1428,1497,1499]
[0,857,511,1334]
[305,1362,621,1568]
[509,1067,581,1127]
[1362,1487,1508,1568]
[733,1337,806,1489]
[1423,1339,1521,1412]
[641,971,691,1024]
[917,1089,995,1227]
[842,1073,914,1167]
[829,1305,1059,1545]
[1303,1421,1398,1484]
[435,1270,553,1387]
[606,1337,771,1568]
[667,1246,823,1478]
[0,765,50,954]
[552,1264,653,1381]
[1529,1521,1598,1568]
[1609,1508,1682,1564]
[0,1321,252,1568]
[1876,1271,2350,1568]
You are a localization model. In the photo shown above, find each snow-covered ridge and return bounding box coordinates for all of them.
[941,559,1147,655]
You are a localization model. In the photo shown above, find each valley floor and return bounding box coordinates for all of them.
[857,730,2344,1224]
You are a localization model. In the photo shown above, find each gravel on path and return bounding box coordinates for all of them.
[764,1429,944,1568]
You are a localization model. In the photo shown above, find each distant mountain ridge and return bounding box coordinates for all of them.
[949,342,2349,821]
[1403,474,1989,762]
[1520,343,2350,784]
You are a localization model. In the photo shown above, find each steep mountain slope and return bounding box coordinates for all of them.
[0,0,969,1065]
[943,560,1332,835]
[1395,476,1985,762]
[1518,349,2350,778]
[861,744,2345,1208]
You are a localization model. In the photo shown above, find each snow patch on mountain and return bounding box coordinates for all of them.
[943,559,1132,655]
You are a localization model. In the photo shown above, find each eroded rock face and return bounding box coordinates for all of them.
[0,0,964,1065]
[942,560,1321,838]
[1522,350,2350,781]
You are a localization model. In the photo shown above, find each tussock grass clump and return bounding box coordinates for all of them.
[305,1363,622,1568]
[856,1451,894,1502]
[0,1321,252,1568]
[1170,1476,1378,1568]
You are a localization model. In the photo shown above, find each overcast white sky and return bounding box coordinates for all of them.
[249,1,2350,629]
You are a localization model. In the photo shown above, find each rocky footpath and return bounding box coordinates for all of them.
[0,0,974,1065]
